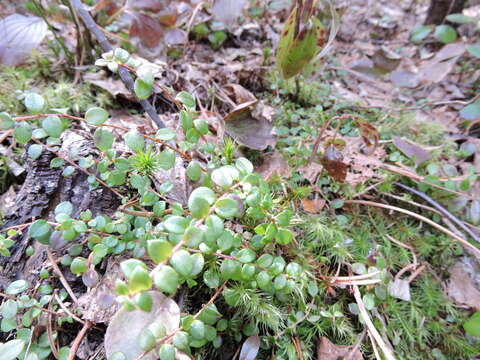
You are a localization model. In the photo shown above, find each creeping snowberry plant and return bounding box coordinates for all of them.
[0,49,318,360]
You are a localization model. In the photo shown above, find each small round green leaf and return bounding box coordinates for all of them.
[410,25,433,43]
[0,112,14,130]
[193,119,209,135]
[235,157,254,174]
[188,197,210,219]
[28,219,52,245]
[135,292,153,312]
[6,280,29,295]
[24,93,45,114]
[94,128,114,152]
[159,344,175,360]
[176,91,196,109]
[28,144,43,160]
[170,250,193,277]
[125,130,145,152]
[163,216,189,234]
[129,267,152,293]
[14,122,32,144]
[134,78,153,100]
[186,161,202,181]
[147,239,173,264]
[214,198,238,219]
[434,25,457,44]
[70,257,88,275]
[0,339,25,360]
[190,320,205,340]
[154,265,179,294]
[42,116,63,138]
[156,128,176,141]
[158,149,176,170]
[85,107,109,126]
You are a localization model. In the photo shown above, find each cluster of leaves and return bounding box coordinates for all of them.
[0,54,319,359]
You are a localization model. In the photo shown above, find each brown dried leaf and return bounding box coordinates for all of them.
[320,145,348,182]
[0,14,48,66]
[419,42,465,83]
[301,198,326,213]
[354,117,379,154]
[392,136,431,165]
[371,47,401,73]
[317,337,363,360]
[223,84,257,105]
[158,8,178,28]
[256,152,291,180]
[130,13,163,48]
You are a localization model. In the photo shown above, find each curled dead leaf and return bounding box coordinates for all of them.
[320,145,348,182]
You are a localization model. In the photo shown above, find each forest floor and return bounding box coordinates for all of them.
[0,0,480,360]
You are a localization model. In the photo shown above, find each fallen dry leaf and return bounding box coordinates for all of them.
[105,291,180,360]
[84,72,135,101]
[317,336,363,360]
[301,198,326,213]
[256,152,291,180]
[0,14,48,66]
[212,0,248,27]
[392,136,431,166]
[239,334,260,360]
[419,42,465,84]
[447,258,480,310]
[388,278,411,302]
[224,102,276,150]
[320,145,348,182]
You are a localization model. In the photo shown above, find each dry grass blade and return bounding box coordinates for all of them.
[352,285,396,360]
[345,200,480,258]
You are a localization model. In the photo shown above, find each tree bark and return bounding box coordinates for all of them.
[424,0,468,25]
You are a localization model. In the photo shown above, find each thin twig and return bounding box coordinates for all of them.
[352,285,396,360]
[68,320,92,360]
[345,200,480,258]
[46,249,79,303]
[54,293,85,325]
[70,0,166,129]
[395,182,480,243]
